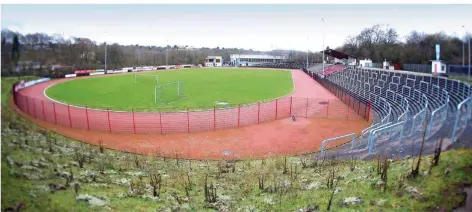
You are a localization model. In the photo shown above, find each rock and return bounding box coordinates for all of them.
[305,181,321,190]
[22,173,45,180]
[114,178,131,186]
[375,180,385,189]
[376,199,387,206]
[5,156,15,167]
[444,168,452,176]
[263,197,274,205]
[334,188,342,194]
[57,171,71,179]
[76,194,108,206]
[296,205,319,212]
[125,171,144,177]
[280,180,291,188]
[339,196,364,207]
[160,208,172,212]
[37,161,51,168]
[218,195,232,202]
[116,192,127,199]
[104,170,117,175]
[405,186,422,199]
[34,185,50,192]
[238,205,258,212]
[3,202,25,212]
[141,194,159,201]
[21,165,42,173]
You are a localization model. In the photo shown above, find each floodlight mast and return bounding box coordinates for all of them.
[321,18,325,76]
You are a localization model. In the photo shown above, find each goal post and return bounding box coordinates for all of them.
[155,81,187,104]
[134,72,158,84]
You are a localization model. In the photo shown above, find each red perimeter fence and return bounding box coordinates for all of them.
[13,88,370,134]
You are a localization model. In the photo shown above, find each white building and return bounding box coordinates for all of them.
[229,54,287,67]
[359,59,373,68]
[204,56,223,67]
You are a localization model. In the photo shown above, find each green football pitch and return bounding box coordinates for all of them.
[45,68,294,111]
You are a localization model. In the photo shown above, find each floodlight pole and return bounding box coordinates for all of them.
[321,18,325,75]
[104,42,107,73]
[462,25,465,66]
[166,39,169,69]
[104,31,108,73]
[468,30,471,81]
[306,37,309,70]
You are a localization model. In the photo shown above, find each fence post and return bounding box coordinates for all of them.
[257,102,260,124]
[306,98,308,118]
[53,102,57,124]
[107,107,111,133]
[67,104,72,128]
[132,108,136,134]
[358,100,361,114]
[238,104,240,127]
[26,97,30,115]
[159,108,163,134]
[33,99,37,118]
[41,100,46,121]
[326,99,329,118]
[366,102,371,121]
[275,99,278,120]
[289,97,292,116]
[85,106,90,131]
[347,97,350,120]
[213,105,216,131]
[187,107,190,133]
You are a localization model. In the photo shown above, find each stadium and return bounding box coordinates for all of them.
[2,4,472,212]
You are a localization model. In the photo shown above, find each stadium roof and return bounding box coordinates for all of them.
[320,48,357,60]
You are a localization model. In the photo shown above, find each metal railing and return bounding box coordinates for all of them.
[321,133,357,156]
[367,121,405,156]
[451,97,472,142]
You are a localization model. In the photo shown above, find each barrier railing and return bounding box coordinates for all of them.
[450,97,472,142]
[367,121,405,156]
[361,122,392,148]
[427,91,449,139]
[409,94,429,135]
[321,133,357,156]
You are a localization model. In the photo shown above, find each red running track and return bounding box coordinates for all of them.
[15,70,367,134]
[12,69,371,159]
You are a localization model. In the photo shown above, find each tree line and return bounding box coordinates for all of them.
[336,24,471,65]
[3,25,470,77]
[1,29,314,77]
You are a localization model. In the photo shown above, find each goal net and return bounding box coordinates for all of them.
[134,73,158,85]
[155,81,187,104]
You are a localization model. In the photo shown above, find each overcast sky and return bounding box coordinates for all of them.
[1,4,471,51]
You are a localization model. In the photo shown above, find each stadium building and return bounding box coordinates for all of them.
[204,56,223,67]
[229,54,287,67]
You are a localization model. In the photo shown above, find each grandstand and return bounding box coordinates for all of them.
[229,54,287,67]
[305,64,471,159]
